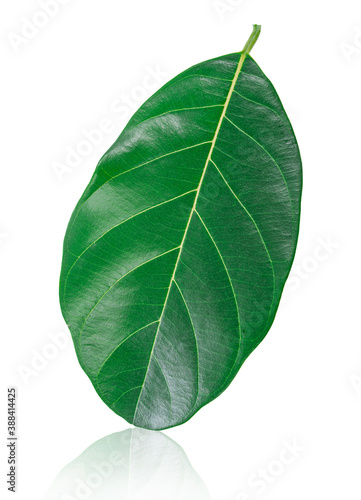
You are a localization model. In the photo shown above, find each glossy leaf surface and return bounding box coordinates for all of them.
[60,27,302,430]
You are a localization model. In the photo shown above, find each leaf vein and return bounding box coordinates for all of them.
[153,355,172,418]
[96,320,160,382]
[63,190,196,297]
[173,279,199,409]
[223,115,294,215]
[232,89,286,122]
[195,210,242,356]
[78,247,179,343]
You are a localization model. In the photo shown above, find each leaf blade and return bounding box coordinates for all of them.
[60,29,302,430]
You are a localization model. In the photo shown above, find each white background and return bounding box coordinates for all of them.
[1,0,361,498]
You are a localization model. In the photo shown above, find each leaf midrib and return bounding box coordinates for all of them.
[132,50,250,424]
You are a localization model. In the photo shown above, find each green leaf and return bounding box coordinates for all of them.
[60,25,302,430]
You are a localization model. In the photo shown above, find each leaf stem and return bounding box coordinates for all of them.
[242,24,261,55]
